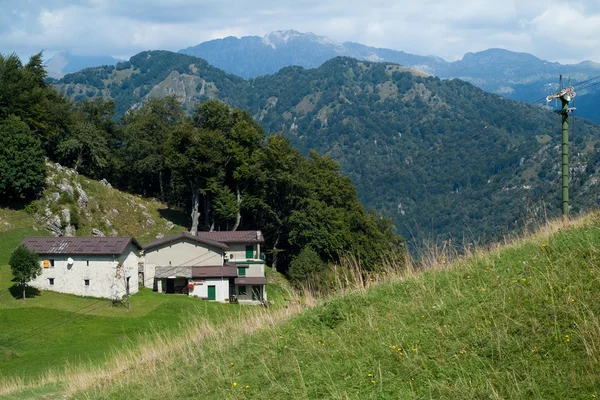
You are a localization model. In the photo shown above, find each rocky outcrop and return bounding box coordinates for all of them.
[92,228,105,237]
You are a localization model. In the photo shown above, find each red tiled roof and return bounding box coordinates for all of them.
[196,230,264,244]
[192,266,238,278]
[21,236,141,256]
[142,232,228,250]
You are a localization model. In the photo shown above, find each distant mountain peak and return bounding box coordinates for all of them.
[261,30,340,49]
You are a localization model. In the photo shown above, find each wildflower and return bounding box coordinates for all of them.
[421,315,425,319]
[571,298,575,303]
[369,277,374,281]
[284,346,288,349]
[412,348,417,352]
[367,373,373,377]
[521,278,527,282]
[481,288,487,292]
[508,297,512,300]
[391,345,396,349]
[565,335,570,342]
[271,356,276,359]
[371,380,376,384]
[230,362,235,366]
[531,346,537,353]
[541,243,546,247]
[410,377,415,381]
[512,279,518,283]
[459,350,464,355]
[138,382,141,385]
[233,382,237,387]
[245,385,250,389]
[466,275,471,279]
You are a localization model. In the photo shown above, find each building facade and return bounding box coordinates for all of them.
[143,230,267,304]
[21,236,141,299]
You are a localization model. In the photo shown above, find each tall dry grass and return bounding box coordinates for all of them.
[1,212,597,398]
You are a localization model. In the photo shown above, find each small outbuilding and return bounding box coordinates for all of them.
[21,236,141,300]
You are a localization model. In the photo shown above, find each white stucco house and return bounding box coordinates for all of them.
[21,236,141,300]
[142,230,267,304]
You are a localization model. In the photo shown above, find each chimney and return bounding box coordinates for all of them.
[256,230,261,240]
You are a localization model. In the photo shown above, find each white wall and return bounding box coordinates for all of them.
[241,263,265,278]
[30,244,140,299]
[189,278,230,303]
[226,244,259,261]
[144,239,223,289]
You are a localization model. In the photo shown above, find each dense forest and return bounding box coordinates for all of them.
[54,51,600,245]
[0,52,403,285]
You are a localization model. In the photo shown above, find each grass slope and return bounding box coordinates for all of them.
[60,215,600,399]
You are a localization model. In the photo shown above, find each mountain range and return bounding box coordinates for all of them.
[179,30,600,120]
[52,50,600,244]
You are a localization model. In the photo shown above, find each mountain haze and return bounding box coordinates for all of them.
[44,51,123,79]
[53,51,600,243]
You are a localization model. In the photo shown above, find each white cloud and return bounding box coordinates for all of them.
[1,0,600,64]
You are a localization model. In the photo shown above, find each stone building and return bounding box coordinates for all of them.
[21,236,141,300]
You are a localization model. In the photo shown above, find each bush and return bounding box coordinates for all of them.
[287,247,330,290]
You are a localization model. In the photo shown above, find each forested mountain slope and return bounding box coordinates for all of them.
[54,52,600,244]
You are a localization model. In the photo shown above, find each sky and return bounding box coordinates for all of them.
[1,0,600,64]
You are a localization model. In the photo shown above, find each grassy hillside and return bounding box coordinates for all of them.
[2,214,593,399]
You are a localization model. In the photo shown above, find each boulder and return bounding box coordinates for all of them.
[75,182,88,207]
[61,209,73,236]
[57,180,74,197]
[46,215,63,236]
[166,221,175,230]
[92,228,105,237]
[156,233,165,239]
[99,178,112,188]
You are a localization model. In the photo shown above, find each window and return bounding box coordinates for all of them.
[49,278,54,286]
[84,279,90,286]
[245,245,254,259]
[238,267,246,276]
[49,259,55,268]
[238,285,247,296]
[229,254,235,260]
[86,260,89,267]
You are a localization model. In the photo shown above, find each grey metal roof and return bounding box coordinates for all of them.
[196,230,265,244]
[142,232,228,251]
[21,236,141,256]
[234,277,267,285]
[192,266,238,278]
[155,266,192,278]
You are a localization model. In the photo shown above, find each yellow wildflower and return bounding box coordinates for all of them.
[233,382,237,387]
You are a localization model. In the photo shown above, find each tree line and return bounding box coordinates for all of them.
[0,52,404,284]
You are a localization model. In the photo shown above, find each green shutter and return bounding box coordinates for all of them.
[207,285,216,301]
[238,267,246,276]
[238,285,246,295]
[245,245,254,258]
